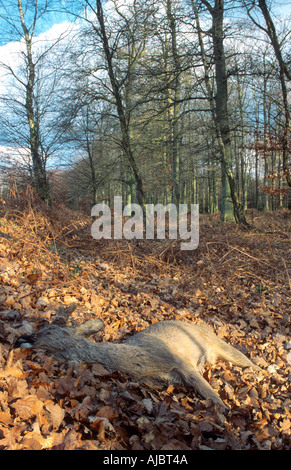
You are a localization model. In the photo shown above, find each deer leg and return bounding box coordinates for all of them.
[75,319,104,337]
[52,303,78,326]
[171,365,228,409]
[52,304,104,338]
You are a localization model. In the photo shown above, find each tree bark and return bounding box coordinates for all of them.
[94,0,145,211]
[18,0,52,205]
[191,0,248,225]
[166,0,181,207]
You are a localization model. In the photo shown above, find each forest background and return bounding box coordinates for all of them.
[0,0,290,224]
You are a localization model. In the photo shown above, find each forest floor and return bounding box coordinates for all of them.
[0,191,290,450]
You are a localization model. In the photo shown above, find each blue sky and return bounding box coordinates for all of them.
[0,0,79,46]
[0,0,290,48]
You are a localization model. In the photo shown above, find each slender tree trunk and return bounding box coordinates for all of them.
[248,0,291,187]
[191,0,248,225]
[262,61,269,210]
[166,0,181,207]
[95,0,145,211]
[236,65,247,210]
[86,136,98,205]
[18,0,51,204]
[211,0,248,223]
[255,136,259,210]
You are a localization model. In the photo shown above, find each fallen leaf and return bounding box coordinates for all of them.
[27,273,40,285]
[45,402,65,430]
[6,377,28,399]
[96,405,118,421]
[0,411,12,425]
[280,419,291,432]
[21,431,54,450]
[11,395,44,420]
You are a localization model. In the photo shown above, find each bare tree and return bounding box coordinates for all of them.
[0,0,69,203]
[75,0,147,211]
[190,0,248,224]
[244,0,291,187]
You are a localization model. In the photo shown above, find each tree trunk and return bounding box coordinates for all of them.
[249,0,291,187]
[166,0,181,207]
[192,0,248,225]
[18,0,52,205]
[236,63,247,210]
[95,0,145,211]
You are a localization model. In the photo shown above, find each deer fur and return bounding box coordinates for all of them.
[15,303,261,409]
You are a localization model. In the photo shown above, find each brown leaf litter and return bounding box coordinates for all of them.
[0,198,290,450]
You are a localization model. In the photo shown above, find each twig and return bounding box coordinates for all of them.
[282,258,291,290]
[158,240,179,259]
[229,246,282,273]
[126,241,136,273]
[217,248,235,263]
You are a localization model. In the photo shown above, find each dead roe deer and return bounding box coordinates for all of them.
[15,303,262,409]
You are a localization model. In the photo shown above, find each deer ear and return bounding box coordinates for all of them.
[52,302,78,326]
[15,334,35,349]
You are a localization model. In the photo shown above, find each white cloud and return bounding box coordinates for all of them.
[0,20,73,91]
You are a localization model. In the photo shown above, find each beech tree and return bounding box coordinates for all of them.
[0,0,69,204]
[0,1,50,202]
[73,0,148,211]
[190,0,248,224]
